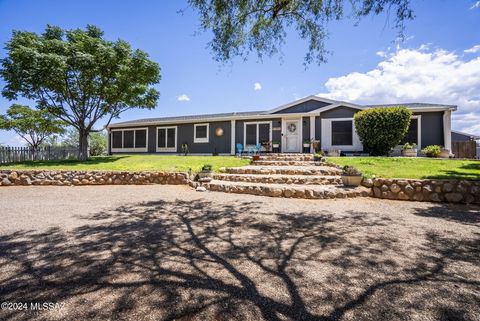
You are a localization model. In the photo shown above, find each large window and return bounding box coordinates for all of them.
[157,126,177,152]
[194,123,209,143]
[400,118,419,145]
[332,120,353,145]
[244,122,271,146]
[111,128,148,152]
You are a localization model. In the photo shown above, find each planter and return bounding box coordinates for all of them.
[439,149,450,158]
[197,170,213,179]
[401,149,417,157]
[341,175,363,187]
[272,144,280,148]
[303,144,310,148]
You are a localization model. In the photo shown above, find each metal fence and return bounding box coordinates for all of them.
[0,146,80,164]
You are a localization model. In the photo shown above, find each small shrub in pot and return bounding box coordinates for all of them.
[401,142,417,157]
[421,145,442,157]
[198,164,213,179]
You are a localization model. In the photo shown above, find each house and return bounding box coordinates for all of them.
[107,95,456,155]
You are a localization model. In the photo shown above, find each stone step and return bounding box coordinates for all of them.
[252,160,321,166]
[223,165,341,176]
[258,154,314,161]
[213,173,342,185]
[204,180,371,199]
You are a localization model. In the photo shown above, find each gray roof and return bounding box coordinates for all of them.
[111,110,265,126]
[365,103,457,109]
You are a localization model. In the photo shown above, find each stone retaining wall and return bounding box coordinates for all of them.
[0,170,189,186]
[362,178,480,204]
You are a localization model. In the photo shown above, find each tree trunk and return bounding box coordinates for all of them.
[78,130,89,161]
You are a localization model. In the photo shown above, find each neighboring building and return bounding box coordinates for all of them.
[451,130,480,142]
[107,95,456,155]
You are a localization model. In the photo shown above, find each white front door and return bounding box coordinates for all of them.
[284,119,301,152]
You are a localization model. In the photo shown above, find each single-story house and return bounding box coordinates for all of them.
[451,130,480,142]
[107,95,457,155]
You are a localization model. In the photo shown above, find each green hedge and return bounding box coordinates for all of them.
[354,107,412,156]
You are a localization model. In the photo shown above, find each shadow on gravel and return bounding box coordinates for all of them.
[0,200,479,321]
[412,203,480,225]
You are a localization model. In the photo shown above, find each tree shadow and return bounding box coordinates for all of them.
[412,203,480,225]
[0,200,479,320]
[423,161,480,180]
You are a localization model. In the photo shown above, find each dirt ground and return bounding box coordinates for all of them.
[0,185,479,321]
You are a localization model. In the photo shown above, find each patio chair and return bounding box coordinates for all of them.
[253,143,262,155]
[236,143,244,157]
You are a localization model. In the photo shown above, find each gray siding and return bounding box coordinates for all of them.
[302,117,310,141]
[235,118,282,145]
[315,107,361,147]
[273,100,330,114]
[414,112,444,148]
[451,131,474,142]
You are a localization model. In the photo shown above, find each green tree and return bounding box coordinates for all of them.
[189,0,414,65]
[0,25,160,160]
[58,128,107,156]
[354,106,412,156]
[0,104,65,158]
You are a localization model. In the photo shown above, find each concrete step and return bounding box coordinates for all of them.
[252,160,322,166]
[204,180,371,199]
[223,165,341,176]
[213,173,342,185]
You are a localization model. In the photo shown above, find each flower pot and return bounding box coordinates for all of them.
[341,175,363,187]
[401,148,417,157]
[439,149,450,158]
[197,171,213,179]
[272,144,280,148]
[303,144,310,148]
[252,155,260,161]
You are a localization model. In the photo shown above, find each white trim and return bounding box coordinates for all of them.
[231,120,236,155]
[243,121,272,148]
[310,116,316,153]
[443,111,452,152]
[281,117,302,153]
[307,103,366,114]
[411,115,422,149]
[321,118,363,152]
[110,127,148,153]
[156,126,177,152]
[193,123,209,143]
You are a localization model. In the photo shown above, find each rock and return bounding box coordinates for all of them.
[471,186,479,195]
[198,177,212,183]
[114,178,122,185]
[1,178,12,186]
[362,178,373,188]
[196,186,207,192]
[429,193,441,202]
[464,194,475,204]
[390,184,401,193]
[20,176,32,185]
[445,193,463,203]
[8,171,18,180]
[396,180,408,186]
[405,185,414,195]
[81,178,90,184]
[413,193,424,201]
[72,178,80,185]
[443,183,454,193]
[373,187,381,197]
[422,185,432,193]
[284,189,294,198]
[398,192,410,200]
[373,179,382,187]
[381,184,389,192]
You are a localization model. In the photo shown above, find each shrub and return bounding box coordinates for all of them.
[422,145,442,157]
[402,142,417,150]
[201,164,213,172]
[342,165,362,176]
[354,107,412,156]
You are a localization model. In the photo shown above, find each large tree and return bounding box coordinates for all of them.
[189,0,414,65]
[0,25,160,160]
[0,104,65,158]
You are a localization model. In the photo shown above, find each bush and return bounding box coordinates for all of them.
[402,142,417,150]
[354,106,412,156]
[422,145,442,157]
[201,164,213,172]
[342,166,362,176]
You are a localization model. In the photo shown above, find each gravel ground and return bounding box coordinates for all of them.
[0,185,479,321]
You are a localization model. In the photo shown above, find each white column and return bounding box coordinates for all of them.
[231,119,236,155]
[310,115,315,153]
[443,110,452,153]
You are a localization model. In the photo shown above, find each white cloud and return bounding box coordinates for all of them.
[465,45,480,53]
[254,82,262,91]
[470,1,480,9]
[319,46,480,135]
[177,94,190,102]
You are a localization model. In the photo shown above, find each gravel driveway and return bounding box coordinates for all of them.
[0,185,479,321]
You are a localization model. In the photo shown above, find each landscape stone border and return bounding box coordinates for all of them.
[0,170,189,186]
[362,178,480,204]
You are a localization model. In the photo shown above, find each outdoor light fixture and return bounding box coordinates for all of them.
[215,127,224,137]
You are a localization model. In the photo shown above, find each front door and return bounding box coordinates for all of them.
[284,119,301,152]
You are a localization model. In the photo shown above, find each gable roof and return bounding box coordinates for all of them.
[365,103,457,111]
[265,95,363,114]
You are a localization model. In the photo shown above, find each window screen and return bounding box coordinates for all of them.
[259,123,270,143]
[112,131,122,149]
[195,125,207,138]
[157,128,166,148]
[135,130,147,148]
[332,121,353,145]
[400,119,418,145]
[246,124,257,145]
[123,130,134,148]
[166,128,176,148]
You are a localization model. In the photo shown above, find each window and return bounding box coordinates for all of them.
[110,128,148,151]
[332,120,353,145]
[244,122,271,146]
[194,123,209,143]
[157,126,177,152]
[400,118,418,145]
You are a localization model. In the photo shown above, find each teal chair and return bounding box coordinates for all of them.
[236,143,244,157]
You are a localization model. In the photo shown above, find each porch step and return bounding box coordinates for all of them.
[213,173,342,185]
[204,180,371,199]
[258,154,314,161]
[252,160,321,166]
[223,165,341,176]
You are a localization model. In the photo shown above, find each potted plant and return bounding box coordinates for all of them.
[181,143,189,156]
[303,139,311,148]
[341,166,363,186]
[439,148,450,158]
[421,145,442,158]
[311,139,320,152]
[197,164,213,179]
[313,152,325,163]
[272,141,280,148]
[401,142,417,157]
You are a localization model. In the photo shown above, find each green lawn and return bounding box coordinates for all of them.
[0,155,250,173]
[328,157,480,180]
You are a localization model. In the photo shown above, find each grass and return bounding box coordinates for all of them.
[328,157,480,180]
[0,155,250,173]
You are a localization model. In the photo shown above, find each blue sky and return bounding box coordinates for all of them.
[1,0,479,145]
